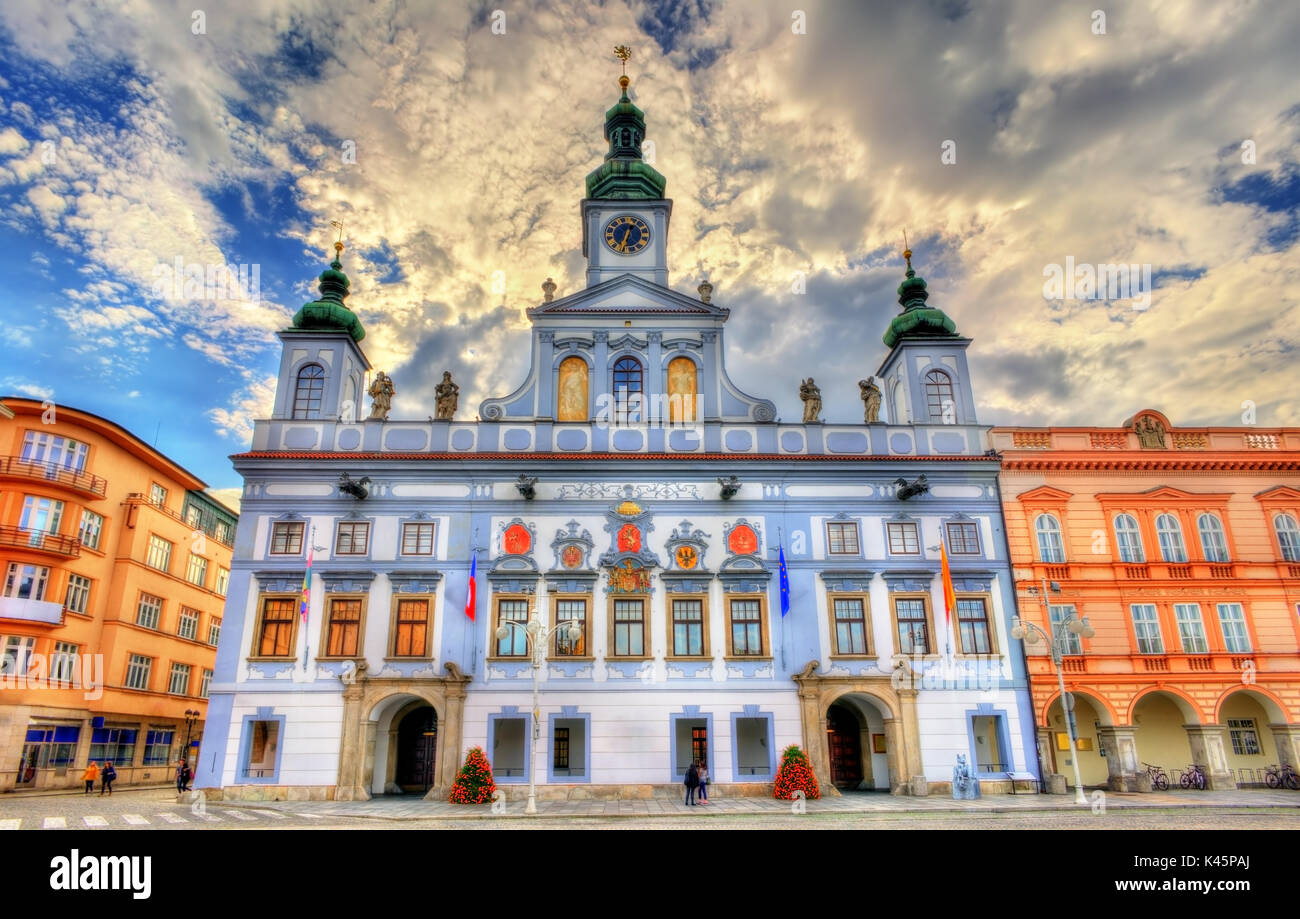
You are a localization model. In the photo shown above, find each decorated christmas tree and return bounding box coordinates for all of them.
[773,744,820,800]
[449,746,496,804]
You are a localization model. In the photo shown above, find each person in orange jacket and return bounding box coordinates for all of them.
[82,761,99,795]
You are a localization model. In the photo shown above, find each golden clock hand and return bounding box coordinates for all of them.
[617,226,631,251]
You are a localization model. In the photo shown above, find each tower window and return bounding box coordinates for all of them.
[293,364,326,419]
[924,370,955,423]
[612,356,643,423]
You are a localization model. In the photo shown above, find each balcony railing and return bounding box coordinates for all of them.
[0,456,107,498]
[0,525,81,558]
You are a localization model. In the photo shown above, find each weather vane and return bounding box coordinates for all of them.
[330,219,344,243]
[614,45,631,74]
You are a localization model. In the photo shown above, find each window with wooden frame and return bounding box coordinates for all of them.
[887,521,920,555]
[552,597,589,658]
[826,521,860,555]
[321,596,365,658]
[401,522,436,556]
[270,521,304,555]
[945,521,981,555]
[725,595,770,658]
[829,595,871,656]
[335,520,370,556]
[252,595,298,659]
[892,595,933,655]
[955,596,995,655]
[610,598,647,658]
[493,597,529,658]
[390,596,432,658]
[669,596,709,658]
[554,727,570,769]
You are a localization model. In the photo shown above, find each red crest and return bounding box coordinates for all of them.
[503,524,531,555]
[728,524,757,555]
[561,545,583,569]
[617,524,641,553]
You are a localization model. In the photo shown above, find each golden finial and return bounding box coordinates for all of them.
[902,229,912,272]
[330,219,345,257]
[614,45,631,90]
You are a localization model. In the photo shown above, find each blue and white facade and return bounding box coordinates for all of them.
[196,76,1039,801]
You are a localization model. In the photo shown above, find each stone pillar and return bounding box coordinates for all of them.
[858,723,874,789]
[794,678,838,797]
[883,718,906,794]
[429,666,471,797]
[1269,723,1300,770]
[335,682,369,801]
[897,687,924,790]
[1184,724,1235,790]
[1096,725,1141,792]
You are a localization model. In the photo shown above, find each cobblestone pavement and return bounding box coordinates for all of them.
[231,787,1300,821]
[0,786,1295,830]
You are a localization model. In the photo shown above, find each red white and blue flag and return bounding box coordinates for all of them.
[464,550,477,621]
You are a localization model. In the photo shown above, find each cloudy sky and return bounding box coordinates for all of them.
[1,0,1297,505]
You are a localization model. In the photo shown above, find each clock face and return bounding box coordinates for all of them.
[603,215,651,255]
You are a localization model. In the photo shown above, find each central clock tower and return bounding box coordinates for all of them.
[581,72,672,287]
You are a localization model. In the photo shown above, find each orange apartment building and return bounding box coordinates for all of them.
[0,397,236,791]
[993,409,1300,791]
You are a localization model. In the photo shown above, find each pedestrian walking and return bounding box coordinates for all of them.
[176,759,191,793]
[697,762,709,804]
[82,761,99,795]
[100,761,116,796]
[684,760,700,806]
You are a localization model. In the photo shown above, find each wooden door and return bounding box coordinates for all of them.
[827,706,863,788]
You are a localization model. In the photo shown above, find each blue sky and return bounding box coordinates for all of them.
[1,0,1297,508]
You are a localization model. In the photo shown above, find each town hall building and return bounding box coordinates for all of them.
[194,67,1039,801]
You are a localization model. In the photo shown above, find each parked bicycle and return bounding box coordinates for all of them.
[1264,763,1300,790]
[1179,763,1206,790]
[1142,761,1169,791]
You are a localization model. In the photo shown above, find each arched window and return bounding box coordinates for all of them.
[556,356,589,422]
[1035,514,1065,563]
[612,356,643,424]
[1156,513,1187,563]
[1113,514,1144,563]
[1275,513,1300,562]
[924,370,955,423]
[666,356,698,423]
[292,364,325,419]
[1197,513,1229,562]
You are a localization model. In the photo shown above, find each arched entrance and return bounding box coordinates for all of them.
[826,694,893,791]
[394,706,438,794]
[1131,689,1199,784]
[1044,692,1110,788]
[335,667,470,801]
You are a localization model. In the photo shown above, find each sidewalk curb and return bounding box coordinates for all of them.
[207,798,1300,822]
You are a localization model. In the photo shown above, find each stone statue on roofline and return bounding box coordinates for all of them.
[435,371,460,421]
[367,371,395,421]
[859,377,882,423]
[799,378,822,423]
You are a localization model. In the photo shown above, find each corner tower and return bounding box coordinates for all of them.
[581,53,672,288]
[876,246,976,425]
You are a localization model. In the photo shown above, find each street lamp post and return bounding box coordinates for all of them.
[182,708,200,759]
[495,609,583,815]
[1011,578,1094,806]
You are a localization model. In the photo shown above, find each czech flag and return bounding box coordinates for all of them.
[778,545,790,617]
[464,551,477,621]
